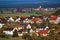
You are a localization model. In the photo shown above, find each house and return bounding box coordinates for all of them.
[0,23,4,28]
[18,26,24,33]
[37,26,49,36]
[26,24,31,29]
[36,18,43,23]
[21,16,27,21]
[26,24,32,33]
[55,16,60,24]
[14,25,27,36]
[30,16,43,24]
[43,16,49,21]
[14,26,24,33]
[15,17,21,22]
[23,18,30,23]
[49,15,57,24]
[7,17,14,22]
[3,28,15,35]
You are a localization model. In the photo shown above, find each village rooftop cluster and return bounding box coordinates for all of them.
[0,14,60,36]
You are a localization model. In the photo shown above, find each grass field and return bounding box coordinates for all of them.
[0,10,56,17]
[0,37,22,40]
[0,37,10,40]
[0,13,40,17]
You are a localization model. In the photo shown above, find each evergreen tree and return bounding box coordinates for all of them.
[13,30,18,37]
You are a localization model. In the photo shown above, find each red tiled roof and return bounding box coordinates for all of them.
[49,15,57,20]
[31,17,42,21]
[35,18,41,21]
[38,30,49,34]
[16,26,23,28]
[21,16,27,18]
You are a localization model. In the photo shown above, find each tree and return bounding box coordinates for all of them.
[0,9,3,14]
[33,21,37,27]
[13,30,18,37]
[22,33,32,40]
[54,9,60,16]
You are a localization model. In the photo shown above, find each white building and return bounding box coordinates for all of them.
[7,17,14,22]
[15,18,21,22]
[55,16,60,24]
[3,28,15,35]
[0,23,4,28]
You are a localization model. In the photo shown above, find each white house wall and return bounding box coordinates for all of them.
[3,31,13,35]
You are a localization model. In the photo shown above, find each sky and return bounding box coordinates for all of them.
[0,0,60,4]
[0,0,60,8]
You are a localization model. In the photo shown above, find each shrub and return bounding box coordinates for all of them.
[0,33,9,38]
[0,33,6,38]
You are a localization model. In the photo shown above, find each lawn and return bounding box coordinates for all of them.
[0,37,10,40]
[0,37,23,40]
